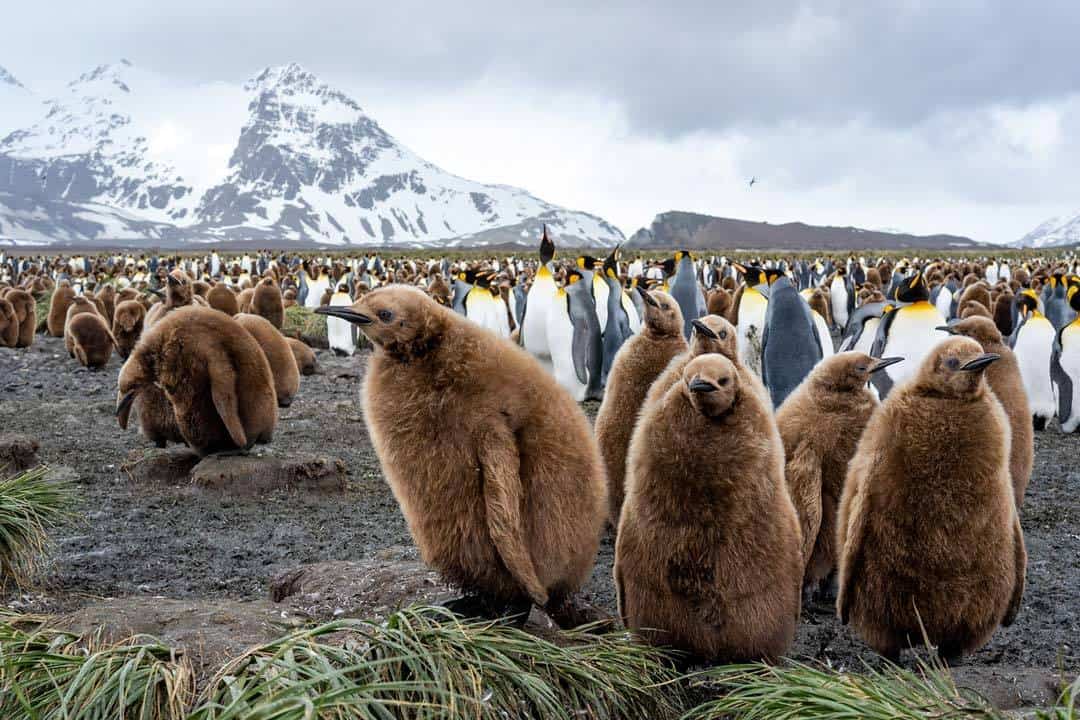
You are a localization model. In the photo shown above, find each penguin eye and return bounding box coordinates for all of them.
[718,377,729,386]
[377,309,394,323]
[719,330,728,339]
[946,358,960,370]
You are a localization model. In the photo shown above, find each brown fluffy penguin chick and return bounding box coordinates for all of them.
[940,316,1033,508]
[207,282,240,316]
[111,300,146,360]
[836,337,1026,661]
[958,283,992,319]
[0,297,18,347]
[286,337,318,376]
[316,286,606,625]
[95,284,116,324]
[706,287,732,318]
[594,289,687,525]
[67,313,115,369]
[776,352,900,595]
[252,277,285,328]
[5,289,36,348]
[992,289,1014,337]
[47,283,76,337]
[146,270,201,327]
[960,300,992,320]
[234,313,299,407]
[236,287,255,314]
[64,297,101,357]
[117,306,277,457]
[615,353,802,662]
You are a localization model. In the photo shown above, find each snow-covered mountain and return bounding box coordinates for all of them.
[1015,212,1080,249]
[0,65,41,138]
[0,61,623,248]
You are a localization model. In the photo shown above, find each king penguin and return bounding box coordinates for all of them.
[1044,273,1072,331]
[869,271,949,398]
[327,283,357,356]
[732,263,770,376]
[761,273,824,408]
[1011,290,1058,430]
[1052,286,1080,433]
[577,255,609,333]
[520,228,558,372]
[830,267,850,332]
[547,269,604,402]
[668,250,707,338]
[600,248,634,386]
[839,301,887,354]
[305,266,331,310]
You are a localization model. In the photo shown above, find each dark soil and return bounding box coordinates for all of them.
[1,335,1077,709]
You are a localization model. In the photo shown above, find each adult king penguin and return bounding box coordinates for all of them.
[1051,286,1080,433]
[327,284,358,356]
[761,272,824,408]
[599,248,635,386]
[731,264,769,376]
[870,271,949,398]
[547,270,604,402]
[668,250,707,339]
[1010,290,1056,430]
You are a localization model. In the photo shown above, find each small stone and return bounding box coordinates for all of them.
[0,435,40,473]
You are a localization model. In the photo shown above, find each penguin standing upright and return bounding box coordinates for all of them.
[732,264,769,376]
[547,270,604,402]
[761,273,823,408]
[668,250,707,338]
[305,267,331,310]
[1053,286,1080,433]
[577,255,609,333]
[870,271,949,398]
[600,249,633,385]
[839,301,886,354]
[1044,273,1072,331]
[326,284,357,356]
[1011,290,1056,430]
[830,268,850,332]
[520,230,558,372]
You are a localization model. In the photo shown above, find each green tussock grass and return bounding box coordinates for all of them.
[35,293,50,333]
[194,606,687,720]
[1038,676,1079,720]
[681,657,1006,720]
[283,305,327,342]
[0,466,73,589]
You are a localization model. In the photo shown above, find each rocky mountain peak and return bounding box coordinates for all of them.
[0,65,24,88]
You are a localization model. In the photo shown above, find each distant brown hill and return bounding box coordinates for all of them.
[627,211,989,251]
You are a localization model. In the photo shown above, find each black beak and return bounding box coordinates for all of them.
[637,286,658,307]
[935,325,957,335]
[167,275,181,288]
[314,305,372,325]
[116,390,136,418]
[870,356,904,373]
[691,319,717,339]
[688,378,717,393]
[960,353,1000,373]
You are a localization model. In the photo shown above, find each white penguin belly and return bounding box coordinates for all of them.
[812,312,834,360]
[522,275,555,359]
[327,293,355,356]
[1060,325,1080,432]
[935,288,953,319]
[738,292,767,376]
[881,304,949,388]
[546,294,587,402]
[830,279,848,329]
[1016,319,1056,420]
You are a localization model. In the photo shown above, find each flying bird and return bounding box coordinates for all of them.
[749,177,758,189]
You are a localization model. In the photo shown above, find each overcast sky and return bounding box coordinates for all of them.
[5,1,1079,244]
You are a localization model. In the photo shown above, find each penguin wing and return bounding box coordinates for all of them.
[869,307,897,358]
[1006,314,1027,349]
[786,443,824,564]
[760,321,771,386]
[810,314,825,359]
[567,299,591,386]
[1050,329,1072,424]
[1003,513,1026,627]
[209,358,249,449]
[477,425,548,605]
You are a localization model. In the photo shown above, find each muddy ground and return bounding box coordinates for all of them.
[1,334,1077,710]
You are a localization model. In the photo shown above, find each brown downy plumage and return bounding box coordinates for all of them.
[207,282,240,316]
[0,297,18,348]
[939,316,1033,508]
[775,352,900,594]
[594,289,687,525]
[615,353,802,662]
[5,289,35,348]
[111,300,146,360]
[285,337,318,376]
[95,284,117,324]
[64,297,102,358]
[958,282,992,317]
[67,313,115,369]
[808,288,832,328]
[252,277,286,329]
[146,270,203,327]
[992,289,1015,337]
[427,274,451,306]
[47,283,76,337]
[315,286,606,625]
[236,287,255,314]
[706,288,732,318]
[836,337,1026,660]
[960,300,992,320]
[234,313,300,407]
[117,306,277,457]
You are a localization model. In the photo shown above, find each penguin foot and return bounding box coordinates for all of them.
[1033,416,1047,432]
[544,594,614,632]
[439,595,532,628]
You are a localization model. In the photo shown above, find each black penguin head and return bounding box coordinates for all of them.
[894,271,930,303]
[733,263,766,287]
[603,245,621,279]
[1068,285,1080,312]
[1016,290,1039,317]
[659,257,676,277]
[683,353,739,419]
[539,226,555,265]
[764,268,787,285]
[576,255,600,271]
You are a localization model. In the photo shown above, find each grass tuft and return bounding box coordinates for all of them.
[681,656,1006,720]
[0,466,73,589]
[283,305,328,343]
[1039,675,1079,720]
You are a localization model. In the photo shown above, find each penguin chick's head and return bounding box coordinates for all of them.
[116,351,153,430]
[165,269,192,306]
[638,288,683,337]
[315,285,444,361]
[683,353,740,419]
[938,316,1003,349]
[689,314,737,360]
[916,337,1000,399]
[813,351,903,392]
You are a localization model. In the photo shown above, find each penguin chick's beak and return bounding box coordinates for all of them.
[691,319,718,339]
[166,274,181,287]
[959,353,1001,373]
[688,378,717,393]
[870,356,904,373]
[314,305,372,325]
[935,325,957,335]
[116,390,136,429]
[637,286,659,307]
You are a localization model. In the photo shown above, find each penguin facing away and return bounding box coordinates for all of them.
[761,274,823,408]
[599,247,634,386]
[668,250,707,339]
[1009,290,1056,430]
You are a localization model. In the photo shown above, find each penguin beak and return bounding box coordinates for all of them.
[870,357,904,373]
[167,274,181,288]
[314,305,372,325]
[959,353,1000,373]
[116,390,136,428]
[688,378,717,394]
[935,325,958,335]
[691,319,718,339]
[637,286,659,307]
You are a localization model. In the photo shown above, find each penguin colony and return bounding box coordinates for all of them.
[2,242,1078,664]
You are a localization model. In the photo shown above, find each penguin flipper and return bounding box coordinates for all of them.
[1050,333,1072,424]
[786,442,823,565]
[810,317,825,360]
[570,308,590,386]
[209,360,248,449]
[836,468,872,626]
[478,426,548,606]
[1003,513,1027,627]
[760,322,770,387]
[869,308,896,359]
